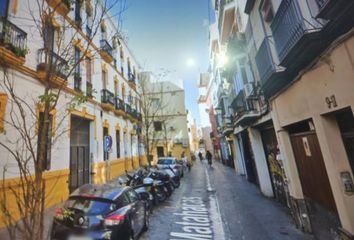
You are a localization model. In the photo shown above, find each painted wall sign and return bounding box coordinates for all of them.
[104,135,113,152]
[302,137,312,157]
[325,95,337,109]
[0,93,8,132]
[340,171,354,195]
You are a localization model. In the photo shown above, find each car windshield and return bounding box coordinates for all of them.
[65,197,116,215]
[157,159,174,165]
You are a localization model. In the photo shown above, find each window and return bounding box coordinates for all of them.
[65,197,116,215]
[114,81,119,96]
[74,47,81,74]
[261,0,274,22]
[154,121,162,131]
[150,98,160,108]
[37,112,53,170]
[43,24,55,50]
[103,127,109,160]
[116,194,130,208]
[102,70,107,90]
[75,0,82,27]
[116,130,120,158]
[126,190,139,203]
[85,1,93,37]
[85,57,92,83]
[74,47,81,91]
[157,146,164,158]
[0,0,9,18]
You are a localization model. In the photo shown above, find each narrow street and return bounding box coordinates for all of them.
[141,160,312,240]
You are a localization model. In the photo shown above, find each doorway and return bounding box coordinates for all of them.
[69,116,90,193]
[336,108,354,175]
[289,121,339,239]
[260,124,288,207]
[241,130,258,185]
[157,146,164,158]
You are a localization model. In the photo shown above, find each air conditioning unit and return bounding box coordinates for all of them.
[244,83,254,97]
[169,126,176,131]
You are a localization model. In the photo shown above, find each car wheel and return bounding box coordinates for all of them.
[143,210,150,231]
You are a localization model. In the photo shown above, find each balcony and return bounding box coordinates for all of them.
[270,0,322,68]
[37,48,69,86]
[231,90,260,127]
[128,72,136,89]
[86,82,93,98]
[0,18,27,65]
[315,0,354,20]
[222,116,233,136]
[101,89,115,111]
[136,112,142,122]
[99,39,113,63]
[73,73,82,92]
[125,103,132,115]
[115,97,125,111]
[114,97,125,116]
[219,0,236,44]
[255,37,285,88]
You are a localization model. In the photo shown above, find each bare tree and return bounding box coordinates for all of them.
[139,72,177,165]
[0,0,127,239]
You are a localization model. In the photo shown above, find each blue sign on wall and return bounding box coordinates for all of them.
[104,135,113,152]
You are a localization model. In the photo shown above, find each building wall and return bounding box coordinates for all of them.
[271,35,354,235]
[146,81,190,163]
[0,0,145,227]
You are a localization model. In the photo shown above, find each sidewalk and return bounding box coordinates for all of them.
[207,160,313,240]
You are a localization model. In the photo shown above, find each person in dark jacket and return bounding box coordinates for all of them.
[198,152,203,161]
[206,150,212,166]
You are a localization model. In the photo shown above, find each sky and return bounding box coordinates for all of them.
[118,0,214,125]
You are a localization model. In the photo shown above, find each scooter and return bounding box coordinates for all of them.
[148,169,174,197]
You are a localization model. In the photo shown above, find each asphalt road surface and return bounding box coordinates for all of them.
[140,160,313,240]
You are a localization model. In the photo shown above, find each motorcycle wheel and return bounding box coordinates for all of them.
[156,191,167,202]
[172,180,180,188]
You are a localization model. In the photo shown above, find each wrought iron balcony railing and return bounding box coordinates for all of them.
[115,97,125,111]
[73,73,81,91]
[136,112,142,121]
[0,18,27,57]
[37,48,69,79]
[100,39,113,58]
[101,89,115,106]
[270,0,321,65]
[255,37,279,85]
[128,72,136,83]
[125,103,132,114]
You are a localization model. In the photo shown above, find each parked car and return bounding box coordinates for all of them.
[157,157,182,177]
[51,183,149,240]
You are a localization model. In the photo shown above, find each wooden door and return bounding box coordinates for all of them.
[290,131,337,212]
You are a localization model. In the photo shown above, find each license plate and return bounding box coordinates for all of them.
[68,236,92,240]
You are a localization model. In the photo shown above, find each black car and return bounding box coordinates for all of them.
[51,183,149,240]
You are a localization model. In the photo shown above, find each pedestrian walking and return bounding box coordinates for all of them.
[198,151,203,161]
[206,150,212,167]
